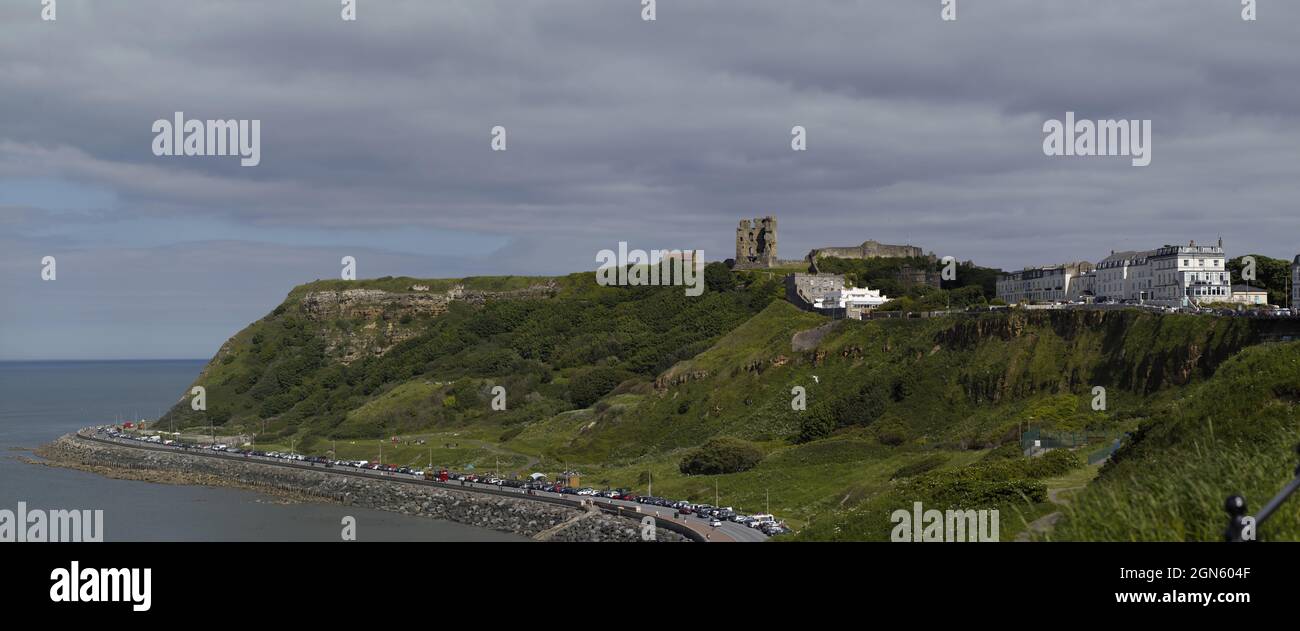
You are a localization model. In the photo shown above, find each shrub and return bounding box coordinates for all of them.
[796,403,837,443]
[874,418,910,446]
[568,367,629,408]
[678,437,764,475]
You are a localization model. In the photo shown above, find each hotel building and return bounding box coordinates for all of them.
[996,262,1095,304]
[999,240,1231,308]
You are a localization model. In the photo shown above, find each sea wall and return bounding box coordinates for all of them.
[37,434,687,542]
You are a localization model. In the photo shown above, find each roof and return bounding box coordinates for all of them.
[1100,250,1150,263]
[1232,285,1268,293]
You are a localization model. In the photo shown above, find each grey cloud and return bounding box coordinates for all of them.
[2,0,1299,357]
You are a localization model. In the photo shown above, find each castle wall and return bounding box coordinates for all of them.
[808,241,924,263]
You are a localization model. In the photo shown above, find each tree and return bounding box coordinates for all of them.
[678,437,764,475]
[568,367,628,408]
[704,262,737,293]
[1228,255,1290,306]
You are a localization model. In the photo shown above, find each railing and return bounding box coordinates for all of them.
[1224,444,1300,541]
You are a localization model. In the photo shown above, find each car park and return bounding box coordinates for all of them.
[88,429,785,538]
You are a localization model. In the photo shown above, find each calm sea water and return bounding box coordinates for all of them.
[0,360,523,542]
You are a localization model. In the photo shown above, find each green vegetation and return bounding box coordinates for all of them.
[162,261,1300,541]
[1052,341,1300,541]
[679,437,765,475]
[164,264,783,453]
[795,449,1082,541]
[813,256,1002,311]
[1226,254,1291,306]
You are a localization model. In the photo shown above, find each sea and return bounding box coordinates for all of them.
[0,360,524,542]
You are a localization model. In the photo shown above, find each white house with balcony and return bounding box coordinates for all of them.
[812,285,889,318]
[1001,239,1233,308]
[1146,240,1230,307]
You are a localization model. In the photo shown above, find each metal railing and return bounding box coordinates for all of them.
[1224,444,1300,542]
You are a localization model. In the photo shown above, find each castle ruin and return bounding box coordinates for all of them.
[734,216,778,269]
[807,240,924,264]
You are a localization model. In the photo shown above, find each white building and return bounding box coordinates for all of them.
[1066,269,1097,302]
[1094,250,1153,303]
[1146,240,1230,307]
[1292,255,1300,309]
[813,286,889,311]
[996,262,1095,304]
[1230,285,1269,306]
[1002,240,1231,308]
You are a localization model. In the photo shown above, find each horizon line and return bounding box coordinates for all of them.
[0,358,208,363]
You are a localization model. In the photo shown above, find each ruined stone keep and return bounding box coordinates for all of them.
[734,216,778,269]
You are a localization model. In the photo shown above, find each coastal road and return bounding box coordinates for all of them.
[77,430,766,542]
[451,478,766,542]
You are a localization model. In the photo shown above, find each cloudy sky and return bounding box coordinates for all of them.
[2,0,1298,359]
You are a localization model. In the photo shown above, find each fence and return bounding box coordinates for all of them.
[1020,428,1127,464]
[1225,444,1300,541]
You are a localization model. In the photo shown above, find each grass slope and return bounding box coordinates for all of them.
[161,265,1300,540]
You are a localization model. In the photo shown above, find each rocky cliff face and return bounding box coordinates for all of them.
[300,288,456,321]
[299,281,559,321]
[935,309,1267,399]
[298,281,560,363]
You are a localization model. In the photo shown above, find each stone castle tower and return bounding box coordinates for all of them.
[735,216,778,269]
